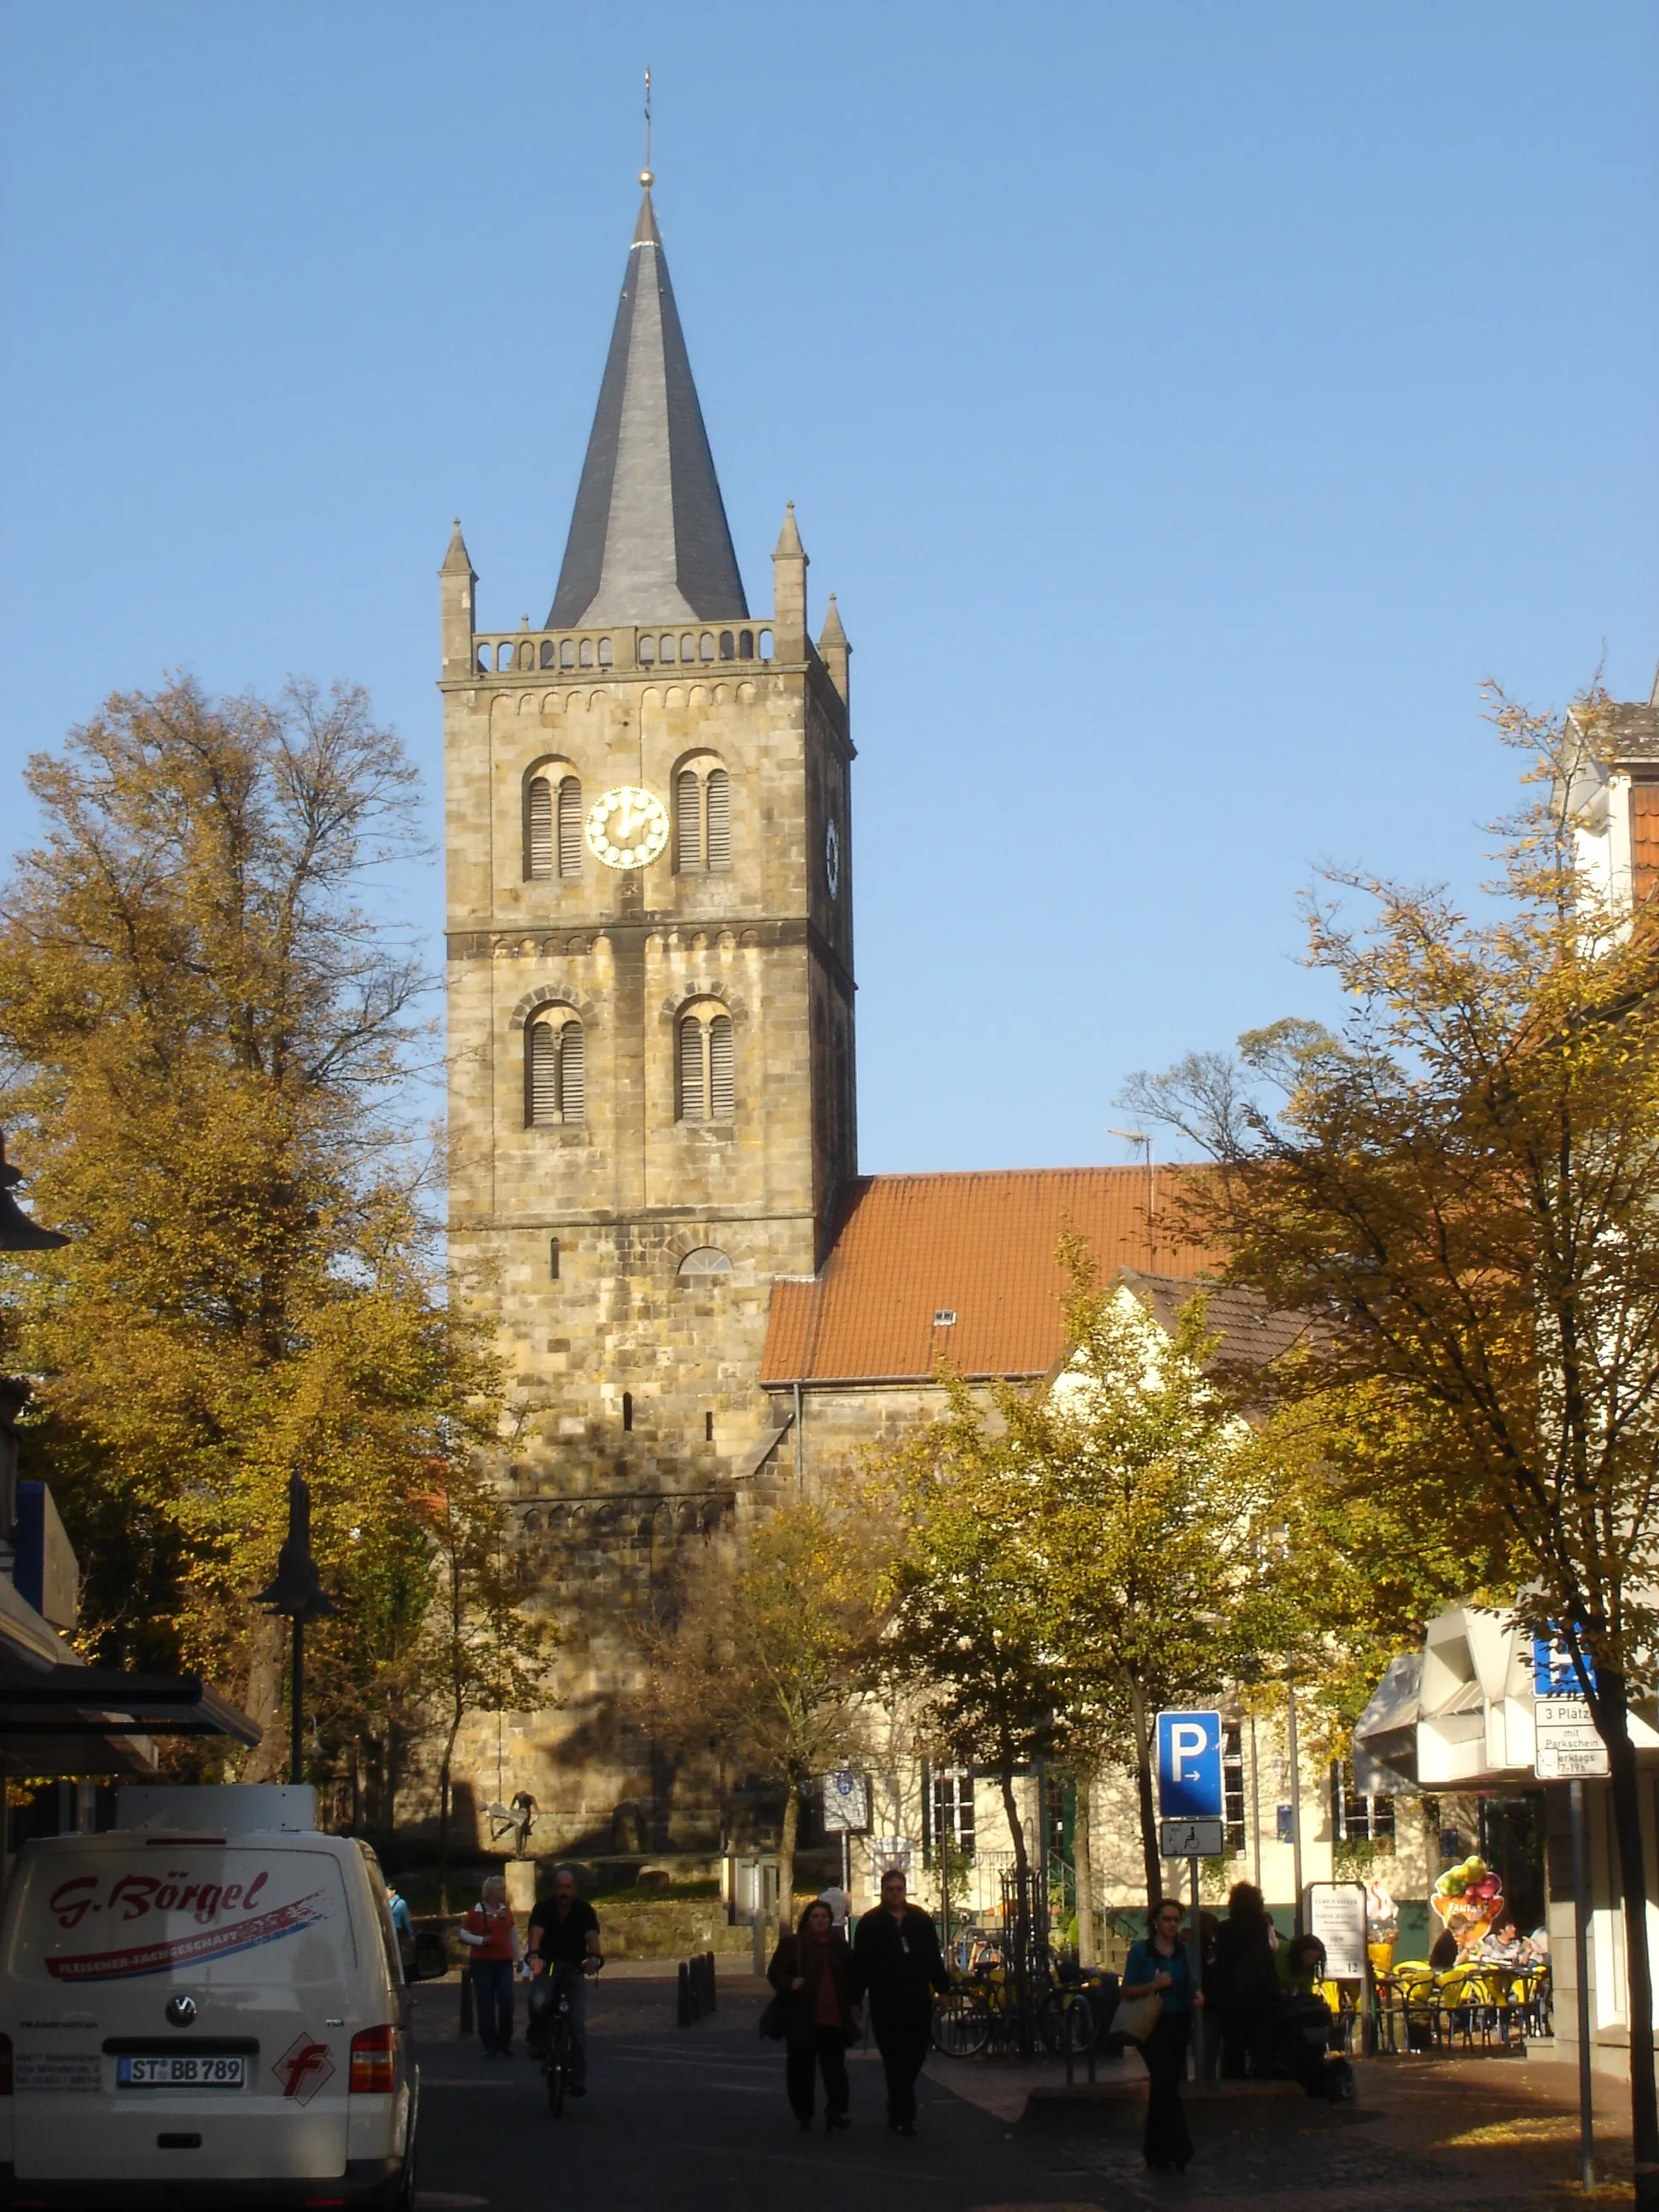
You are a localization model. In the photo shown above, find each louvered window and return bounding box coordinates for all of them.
[559,1021,584,1121]
[528,1022,559,1125]
[527,777,553,880]
[705,771,731,872]
[527,1018,584,1126]
[678,1016,705,1121]
[709,1016,734,1117]
[676,769,701,871]
[556,777,583,877]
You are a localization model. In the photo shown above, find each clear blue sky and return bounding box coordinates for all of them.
[3,3,1655,1174]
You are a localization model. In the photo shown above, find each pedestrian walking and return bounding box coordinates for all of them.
[1211,1882,1280,2079]
[850,1867,950,2137]
[457,1873,521,2057]
[1122,1898,1202,2174]
[767,1900,859,2132]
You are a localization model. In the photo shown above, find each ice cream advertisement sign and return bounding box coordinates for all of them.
[40,1862,330,1982]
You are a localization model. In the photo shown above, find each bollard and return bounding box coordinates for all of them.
[707,1951,717,2014]
[459,1966,474,2038]
[677,1959,691,2028]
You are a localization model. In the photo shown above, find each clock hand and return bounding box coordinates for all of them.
[614,795,638,839]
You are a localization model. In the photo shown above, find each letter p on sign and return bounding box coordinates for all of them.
[1156,1710,1225,1821]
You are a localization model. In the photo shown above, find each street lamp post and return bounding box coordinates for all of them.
[255,1470,337,1785]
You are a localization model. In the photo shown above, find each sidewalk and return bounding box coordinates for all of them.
[928,2040,1635,2208]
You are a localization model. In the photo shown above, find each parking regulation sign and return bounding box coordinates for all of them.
[1156,1710,1225,1821]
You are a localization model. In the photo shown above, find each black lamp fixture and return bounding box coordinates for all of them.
[0,1130,67,1254]
[254,1469,337,1786]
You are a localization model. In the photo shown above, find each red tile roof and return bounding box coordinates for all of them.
[760,1167,1225,1385]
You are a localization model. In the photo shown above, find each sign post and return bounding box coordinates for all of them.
[1306,1879,1369,2053]
[1157,1710,1225,2081]
[1532,1631,1601,2190]
[822,1767,869,1896]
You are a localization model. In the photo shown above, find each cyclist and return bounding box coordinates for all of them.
[527,1867,602,2094]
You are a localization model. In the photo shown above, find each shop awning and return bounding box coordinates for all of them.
[1353,1650,1423,1795]
[0,1664,261,1777]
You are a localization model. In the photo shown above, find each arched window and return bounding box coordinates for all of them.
[660,634,676,663]
[539,639,556,668]
[719,630,735,661]
[556,776,583,877]
[526,776,553,880]
[526,1016,585,1126]
[678,1248,733,1278]
[678,1006,734,1122]
[637,632,655,665]
[674,764,731,875]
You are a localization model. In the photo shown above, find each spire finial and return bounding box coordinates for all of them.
[639,67,654,189]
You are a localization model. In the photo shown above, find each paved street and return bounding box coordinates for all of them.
[409,1974,1633,2212]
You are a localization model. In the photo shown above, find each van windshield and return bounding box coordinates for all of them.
[5,1846,356,1988]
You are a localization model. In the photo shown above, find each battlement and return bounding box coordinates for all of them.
[466,621,777,682]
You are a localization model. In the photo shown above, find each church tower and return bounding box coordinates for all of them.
[441,172,856,1850]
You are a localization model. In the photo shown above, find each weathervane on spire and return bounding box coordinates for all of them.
[640,67,654,188]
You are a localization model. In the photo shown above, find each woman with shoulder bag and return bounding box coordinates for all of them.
[1122,1898,1202,2174]
[765,1900,861,2132]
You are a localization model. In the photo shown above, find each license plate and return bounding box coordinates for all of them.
[117,2054,247,2088]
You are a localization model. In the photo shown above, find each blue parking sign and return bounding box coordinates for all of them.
[1156,1710,1225,1820]
[1534,1632,1596,1698]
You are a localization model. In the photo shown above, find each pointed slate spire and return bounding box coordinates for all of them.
[548,183,748,628]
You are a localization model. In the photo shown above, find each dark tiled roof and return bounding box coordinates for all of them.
[1115,1268,1314,1371]
[548,189,748,629]
[1569,691,1659,766]
[759,1167,1225,1385]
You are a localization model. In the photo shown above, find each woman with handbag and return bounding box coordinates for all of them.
[765,1900,860,2132]
[1121,1898,1203,2174]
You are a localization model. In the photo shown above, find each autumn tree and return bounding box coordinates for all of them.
[416,1459,558,1908]
[1126,684,1659,2206]
[0,676,504,1782]
[643,1493,894,1917]
[884,1243,1284,1912]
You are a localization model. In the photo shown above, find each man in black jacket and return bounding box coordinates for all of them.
[851,1868,950,2134]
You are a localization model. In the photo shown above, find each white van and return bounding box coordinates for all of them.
[0,1785,418,2210]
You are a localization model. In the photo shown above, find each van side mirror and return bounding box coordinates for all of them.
[409,1930,450,1982]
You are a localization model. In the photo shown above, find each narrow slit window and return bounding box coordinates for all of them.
[704,1411,714,1441]
[705,771,731,872]
[621,1391,633,1433]
[677,768,702,871]
[557,777,583,877]
[527,777,553,880]
[549,1237,561,1281]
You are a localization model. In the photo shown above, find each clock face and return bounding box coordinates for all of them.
[824,816,841,900]
[585,785,669,870]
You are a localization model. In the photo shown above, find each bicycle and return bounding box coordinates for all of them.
[535,1958,602,2116]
